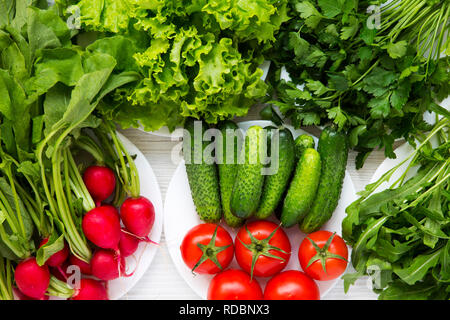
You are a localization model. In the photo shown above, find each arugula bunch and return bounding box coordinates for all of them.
[55,0,289,131]
[268,0,449,168]
[342,114,450,299]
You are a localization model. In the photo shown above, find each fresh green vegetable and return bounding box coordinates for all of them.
[294,134,315,159]
[0,169,34,260]
[0,1,143,299]
[0,255,13,300]
[56,0,291,132]
[300,126,348,233]
[342,117,450,300]
[183,118,222,223]
[231,125,266,219]
[256,127,296,219]
[281,148,321,227]
[268,0,449,168]
[217,120,245,228]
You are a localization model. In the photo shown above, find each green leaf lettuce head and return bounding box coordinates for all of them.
[57,0,290,131]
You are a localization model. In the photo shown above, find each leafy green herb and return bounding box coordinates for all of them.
[0,1,139,264]
[268,0,449,168]
[342,118,450,300]
[0,255,13,300]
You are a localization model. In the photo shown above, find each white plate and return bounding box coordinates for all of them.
[164,120,357,300]
[139,61,272,138]
[104,133,164,300]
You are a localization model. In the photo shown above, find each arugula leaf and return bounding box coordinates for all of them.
[342,119,450,299]
[378,279,438,300]
[394,250,442,285]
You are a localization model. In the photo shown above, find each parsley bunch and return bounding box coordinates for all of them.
[268,0,449,168]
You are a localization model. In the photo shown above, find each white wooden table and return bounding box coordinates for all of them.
[117,110,396,300]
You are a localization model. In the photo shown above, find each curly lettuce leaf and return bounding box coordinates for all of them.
[130,27,267,129]
[201,0,289,43]
[62,0,287,131]
[74,0,137,33]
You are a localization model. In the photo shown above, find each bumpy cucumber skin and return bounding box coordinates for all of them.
[281,148,321,227]
[184,118,222,223]
[217,121,244,228]
[300,126,348,233]
[230,126,265,219]
[255,128,295,219]
[294,134,315,159]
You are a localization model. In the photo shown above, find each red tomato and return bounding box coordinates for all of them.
[264,270,320,300]
[235,220,291,278]
[208,269,263,300]
[298,231,348,281]
[180,223,234,274]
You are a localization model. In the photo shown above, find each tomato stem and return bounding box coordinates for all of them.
[192,225,230,274]
[305,232,348,275]
[238,224,289,280]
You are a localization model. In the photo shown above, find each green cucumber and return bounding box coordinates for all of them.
[217,120,245,228]
[183,118,222,222]
[230,125,265,219]
[255,127,296,219]
[294,134,315,159]
[281,148,321,227]
[300,126,348,233]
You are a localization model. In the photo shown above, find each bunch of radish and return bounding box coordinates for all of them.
[82,167,155,281]
[13,164,155,300]
[9,124,156,301]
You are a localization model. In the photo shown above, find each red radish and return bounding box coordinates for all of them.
[69,255,92,275]
[13,288,49,300]
[119,230,140,257]
[39,238,69,267]
[50,262,70,282]
[83,165,116,205]
[91,249,125,281]
[71,279,108,300]
[14,258,50,299]
[120,196,155,238]
[82,205,121,250]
